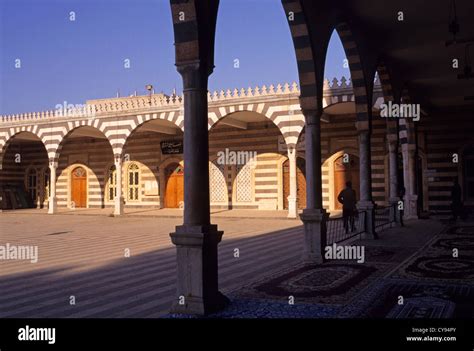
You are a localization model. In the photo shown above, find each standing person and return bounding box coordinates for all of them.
[451,177,463,221]
[398,185,405,227]
[337,181,357,233]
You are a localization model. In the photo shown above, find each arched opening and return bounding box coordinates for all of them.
[71,166,87,208]
[0,132,48,210]
[164,163,184,209]
[123,118,183,209]
[56,126,114,209]
[333,154,360,210]
[210,110,287,211]
[282,157,306,210]
[211,0,297,90]
[324,30,351,80]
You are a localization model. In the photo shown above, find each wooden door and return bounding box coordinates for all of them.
[165,164,184,208]
[334,155,359,210]
[71,166,87,208]
[282,158,306,210]
[296,157,306,209]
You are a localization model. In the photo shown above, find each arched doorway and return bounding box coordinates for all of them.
[333,154,359,210]
[71,166,87,208]
[283,157,306,210]
[165,163,184,208]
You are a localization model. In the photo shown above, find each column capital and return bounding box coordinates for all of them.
[356,121,370,132]
[357,129,370,143]
[114,154,122,164]
[176,61,212,90]
[49,160,58,169]
[302,108,322,125]
[388,139,398,151]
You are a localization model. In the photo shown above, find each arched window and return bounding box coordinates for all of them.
[107,165,117,201]
[235,163,253,203]
[209,161,227,203]
[26,168,38,202]
[127,163,140,201]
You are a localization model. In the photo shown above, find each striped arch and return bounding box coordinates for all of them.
[208,104,305,149]
[322,93,355,109]
[281,0,319,111]
[398,88,416,149]
[119,111,184,158]
[51,121,113,165]
[376,61,398,143]
[170,0,200,64]
[335,23,370,129]
[0,126,46,167]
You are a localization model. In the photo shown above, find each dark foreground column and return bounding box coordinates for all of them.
[388,140,401,225]
[299,110,327,263]
[169,63,228,315]
[357,129,377,238]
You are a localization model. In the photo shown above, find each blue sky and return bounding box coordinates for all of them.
[0,0,349,115]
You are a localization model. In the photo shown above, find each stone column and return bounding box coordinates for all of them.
[388,140,401,225]
[299,110,327,263]
[48,162,58,214]
[287,147,298,219]
[356,130,377,238]
[114,156,124,216]
[402,146,418,220]
[169,62,228,315]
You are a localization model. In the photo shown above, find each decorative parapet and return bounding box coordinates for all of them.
[0,77,381,124]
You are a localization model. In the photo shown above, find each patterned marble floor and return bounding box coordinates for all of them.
[171,220,474,319]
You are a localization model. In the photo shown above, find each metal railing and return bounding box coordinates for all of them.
[375,204,394,230]
[326,210,366,245]
[324,203,397,245]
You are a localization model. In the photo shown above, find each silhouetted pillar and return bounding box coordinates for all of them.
[48,162,57,214]
[287,147,298,218]
[299,110,326,263]
[169,62,228,315]
[402,146,418,220]
[357,130,377,238]
[388,140,401,224]
[114,156,124,216]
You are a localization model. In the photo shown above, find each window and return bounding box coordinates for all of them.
[235,163,253,203]
[127,163,140,201]
[27,168,38,202]
[107,165,117,201]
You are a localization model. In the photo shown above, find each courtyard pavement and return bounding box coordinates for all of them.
[1,210,470,318]
[0,211,302,317]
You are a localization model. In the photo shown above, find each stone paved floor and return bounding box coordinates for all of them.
[2,210,469,318]
[197,220,474,319]
[8,207,343,219]
[0,212,302,317]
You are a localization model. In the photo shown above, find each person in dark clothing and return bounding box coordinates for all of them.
[337,181,357,233]
[398,185,405,227]
[451,177,463,221]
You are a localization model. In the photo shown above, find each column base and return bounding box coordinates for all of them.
[300,209,327,264]
[389,198,402,226]
[113,197,124,216]
[169,224,228,315]
[357,201,378,239]
[48,197,58,214]
[403,195,418,220]
[287,196,298,219]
